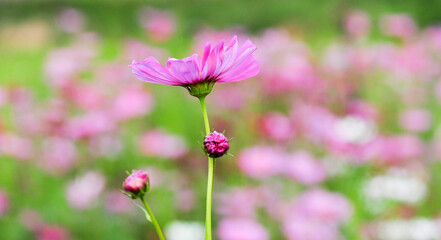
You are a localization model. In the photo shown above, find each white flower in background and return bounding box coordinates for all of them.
[363,168,427,204]
[334,116,377,144]
[165,221,204,240]
[377,218,441,240]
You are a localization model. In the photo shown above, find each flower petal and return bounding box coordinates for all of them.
[130,57,179,85]
[167,59,200,84]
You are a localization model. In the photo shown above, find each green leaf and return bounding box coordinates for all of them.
[133,202,152,222]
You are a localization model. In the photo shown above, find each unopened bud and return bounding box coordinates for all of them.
[203,131,230,158]
[123,170,150,199]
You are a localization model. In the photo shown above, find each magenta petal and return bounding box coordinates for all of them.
[130,36,259,87]
[168,59,200,84]
[130,57,179,85]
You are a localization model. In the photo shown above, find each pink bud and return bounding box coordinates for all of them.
[203,131,230,158]
[123,170,150,198]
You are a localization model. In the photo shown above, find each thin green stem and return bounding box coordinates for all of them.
[140,196,166,240]
[199,97,215,240]
[200,97,211,135]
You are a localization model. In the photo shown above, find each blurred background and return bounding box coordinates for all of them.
[2,0,441,239]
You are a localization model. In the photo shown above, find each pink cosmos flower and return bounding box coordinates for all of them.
[237,146,285,178]
[377,135,424,165]
[140,8,176,42]
[399,109,432,132]
[111,85,154,121]
[380,14,417,38]
[283,216,342,240]
[123,170,150,198]
[0,133,33,161]
[283,151,327,185]
[203,131,230,158]
[344,10,371,37]
[216,188,259,218]
[130,36,259,97]
[37,225,71,240]
[138,129,187,159]
[259,112,296,142]
[218,218,269,240]
[40,137,77,175]
[56,8,85,34]
[289,189,353,224]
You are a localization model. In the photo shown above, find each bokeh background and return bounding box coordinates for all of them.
[2,0,441,239]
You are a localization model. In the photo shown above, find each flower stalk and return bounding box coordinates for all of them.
[140,196,166,240]
[199,96,215,240]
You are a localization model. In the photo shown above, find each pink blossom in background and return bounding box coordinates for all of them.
[259,112,296,142]
[283,151,327,185]
[174,188,196,212]
[378,135,424,165]
[218,218,269,240]
[380,14,417,38]
[44,46,95,87]
[288,189,353,224]
[256,30,320,94]
[399,109,432,132]
[138,129,187,159]
[216,188,260,218]
[94,64,132,85]
[112,85,153,121]
[56,8,85,34]
[41,99,68,136]
[105,191,134,213]
[123,39,167,62]
[192,27,249,54]
[88,134,123,158]
[344,10,371,38]
[66,111,115,139]
[283,216,342,240]
[208,83,254,110]
[40,137,77,175]
[346,100,379,121]
[36,225,70,240]
[20,209,44,231]
[69,84,106,110]
[66,171,106,209]
[424,27,441,52]
[0,133,33,161]
[130,36,259,86]
[238,146,284,178]
[291,103,336,144]
[388,43,435,79]
[139,8,176,42]
[0,190,9,218]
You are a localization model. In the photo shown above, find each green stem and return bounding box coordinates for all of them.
[199,97,215,240]
[140,196,166,240]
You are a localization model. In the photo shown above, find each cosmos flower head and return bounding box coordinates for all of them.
[203,131,230,158]
[130,36,259,98]
[123,170,150,199]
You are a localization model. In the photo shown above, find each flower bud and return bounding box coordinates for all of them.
[123,170,150,199]
[203,131,230,158]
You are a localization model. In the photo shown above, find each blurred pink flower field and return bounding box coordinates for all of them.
[2,3,441,240]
